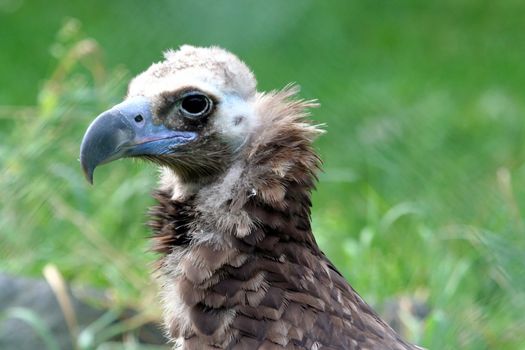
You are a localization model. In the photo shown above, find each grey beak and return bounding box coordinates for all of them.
[80,96,196,184]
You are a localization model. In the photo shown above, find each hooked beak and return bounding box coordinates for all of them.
[80,96,196,184]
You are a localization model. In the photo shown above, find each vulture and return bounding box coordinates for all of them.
[80,45,421,350]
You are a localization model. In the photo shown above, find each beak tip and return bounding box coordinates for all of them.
[81,161,95,185]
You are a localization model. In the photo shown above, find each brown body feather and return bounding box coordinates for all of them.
[148,89,418,349]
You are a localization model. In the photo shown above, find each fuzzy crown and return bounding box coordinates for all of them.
[128,45,257,100]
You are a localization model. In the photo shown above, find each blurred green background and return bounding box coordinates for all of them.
[1,0,525,349]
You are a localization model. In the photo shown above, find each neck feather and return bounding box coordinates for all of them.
[148,86,336,347]
[151,85,323,252]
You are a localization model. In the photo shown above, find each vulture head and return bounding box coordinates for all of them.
[80,46,420,350]
[81,45,261,187]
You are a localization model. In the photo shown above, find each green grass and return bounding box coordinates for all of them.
[2,1,525,349]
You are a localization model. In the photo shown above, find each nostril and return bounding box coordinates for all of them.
[134,114,144,123]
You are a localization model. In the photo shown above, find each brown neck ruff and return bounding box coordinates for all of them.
[147,88,415,350]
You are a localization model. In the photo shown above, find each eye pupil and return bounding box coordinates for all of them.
[134,114,143,123]
[181,94,210,115]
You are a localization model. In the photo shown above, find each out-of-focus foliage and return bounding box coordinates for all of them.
[1,1,524,349]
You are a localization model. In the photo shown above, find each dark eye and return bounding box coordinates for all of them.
[180,93,212,117]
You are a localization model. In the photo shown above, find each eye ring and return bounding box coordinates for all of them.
[179,92,212,118]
